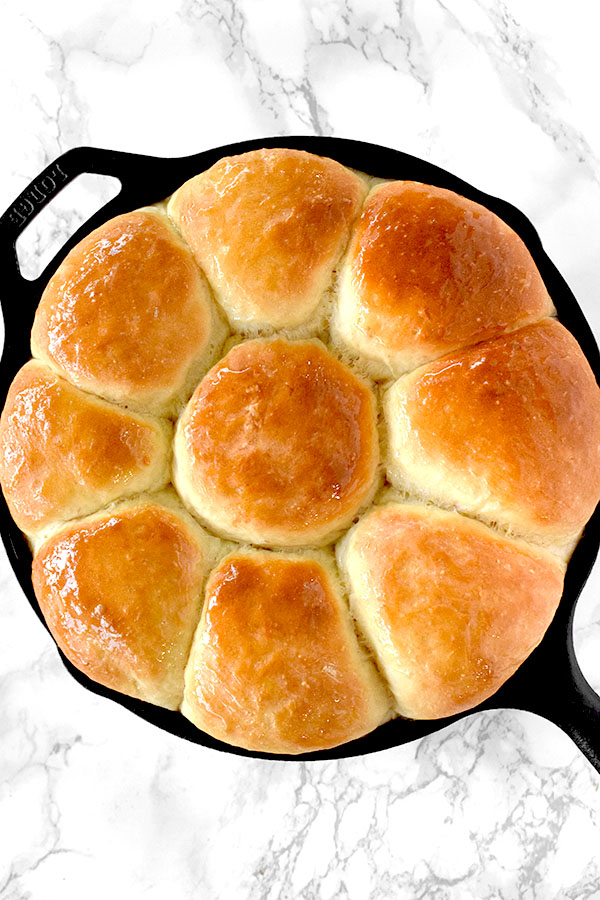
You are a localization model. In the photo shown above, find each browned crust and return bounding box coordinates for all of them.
[337,181,553,374]
[31,498,214,709]
[168,148,367,329]
[31,208,218,415]
[182,551,390,753]
[175,338,379,546]
[341,503,565,719]
[0,361,170,537]
[386,319,600,546]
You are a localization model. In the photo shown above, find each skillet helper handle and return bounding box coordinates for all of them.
[0,146,143,290]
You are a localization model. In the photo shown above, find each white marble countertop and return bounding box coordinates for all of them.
[1,1,599,897]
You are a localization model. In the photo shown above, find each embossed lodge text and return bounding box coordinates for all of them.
[9,162,69,228]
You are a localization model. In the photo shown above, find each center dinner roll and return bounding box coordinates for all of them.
[32,493,222,710]
[167,148,367,332]
[0,360,171,541]
[31,208,226,417]
[334,181,554,378]
[338,503,565,720]
[181,550,391,754]
[173,338,380,547]
[385,318,600,552]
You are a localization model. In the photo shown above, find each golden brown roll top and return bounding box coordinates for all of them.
[0,361,171,540]
[32,494,221,709]
[173,338,380,547]
[167,148,367,332]
[385,319,600,552]
[182,550,390,754]
[31,207,226,417]
[339,503,565,720]
[334,181,554,377]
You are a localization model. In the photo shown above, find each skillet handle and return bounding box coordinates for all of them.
[527,633,600,775]
[550,653,600,774]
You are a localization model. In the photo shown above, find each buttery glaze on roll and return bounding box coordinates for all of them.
[385,319,600,553]
[334,181,554,377]
[0,360,171,541]
[339,503,565,720]
[173,338,380,547]
[181,550,391,754]
[168,148,367,332]
[32,494,221,709]
[31,208,226,417]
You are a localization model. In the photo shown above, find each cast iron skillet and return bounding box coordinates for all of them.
[0,137,599,769]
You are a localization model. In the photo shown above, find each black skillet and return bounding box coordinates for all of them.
[1,137,599,769]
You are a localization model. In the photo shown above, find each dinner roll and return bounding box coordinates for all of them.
[167,148,367,332]
[0,360,171,541]
[385,319,600,552]
[31,207,226,417]
[181,549,390,754]
[32,493,221,709]
[338,502,565,720]
[173,338,379,547]
[334,181,554,377]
